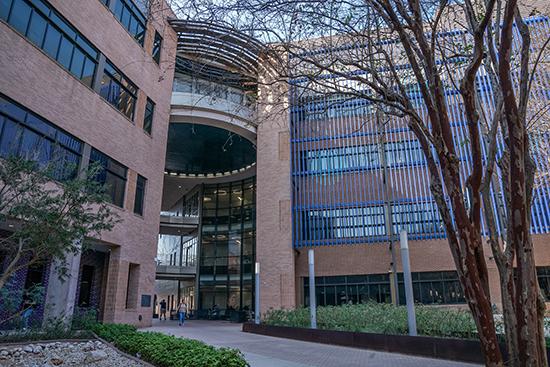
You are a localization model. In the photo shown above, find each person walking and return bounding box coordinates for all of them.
[178,301,188,326]
[159,299,167,321]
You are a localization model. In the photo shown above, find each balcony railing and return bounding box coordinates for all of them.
[156,264,196,279]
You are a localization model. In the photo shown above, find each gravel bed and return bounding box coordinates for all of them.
[0,340,146,367]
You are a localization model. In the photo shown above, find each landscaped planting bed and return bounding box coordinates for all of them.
[264,302,478,338]
[92,324,249,367]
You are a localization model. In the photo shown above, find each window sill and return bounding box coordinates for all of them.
[99,97,136,125]
[142,129,153,138]
[103,200,126,213]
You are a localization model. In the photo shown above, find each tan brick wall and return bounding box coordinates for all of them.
[294,234,550,309]
[0,0,176,326]
[256,63,296,314]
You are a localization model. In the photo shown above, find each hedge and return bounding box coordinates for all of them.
[92,323,249,367]
[264,302,478,339]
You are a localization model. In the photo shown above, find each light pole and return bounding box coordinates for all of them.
[255,262,260,324]
[308,249,317,329]
[400,230,417,336]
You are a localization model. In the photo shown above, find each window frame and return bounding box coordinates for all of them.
[100,60,138,120]
[0,93,84,181]
[1,0,99,87]
[143,97,155,134]
[152,30,162,64]
[102,0,146,46]
[133,174,146,216]
[89,147,128,208]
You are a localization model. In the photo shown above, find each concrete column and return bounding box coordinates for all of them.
[42,247,82,325]
[255,262,260,324]
[308,250,317,329]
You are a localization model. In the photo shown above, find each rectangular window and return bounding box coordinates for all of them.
[134,174,146,216]
[0,93,83,180]
[152,31,162,64]
[143,97,154,134]
[77,265,95,307]
[305,271,466,307]
[89,148,127,207]
[103,0,146,46]
[1,0,99,87]
[99,60,138,120]
[537,267,550,301]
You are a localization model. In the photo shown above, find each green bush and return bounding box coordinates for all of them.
[264,302,477,339]
[92,323,249,367]
[0,316,93,343]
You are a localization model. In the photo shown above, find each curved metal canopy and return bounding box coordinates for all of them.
[165,123,256,177]
[169,20,264,79]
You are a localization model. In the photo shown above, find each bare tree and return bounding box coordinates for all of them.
[167,0,550,365]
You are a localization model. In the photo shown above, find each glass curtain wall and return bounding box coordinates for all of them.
[157,235,197,268]
[198,177,255,316]
[304,271,466,307]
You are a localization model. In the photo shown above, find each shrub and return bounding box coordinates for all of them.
[71,307,99,331]
[0,316,93,343]
[264,302,477,339]
[92,323,249,367]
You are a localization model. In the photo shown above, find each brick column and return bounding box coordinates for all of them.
[256,61,296,315]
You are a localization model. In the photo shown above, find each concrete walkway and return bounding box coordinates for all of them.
[145,320,481,367]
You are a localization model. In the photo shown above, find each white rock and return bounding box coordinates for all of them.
[84,350,108,363]
[23,345,34,353]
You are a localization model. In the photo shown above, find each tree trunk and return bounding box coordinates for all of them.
[460,234,504,367]
[499,266,520,366]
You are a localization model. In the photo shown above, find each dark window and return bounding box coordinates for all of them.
[304,271,466,307]
[27,11,47,46]
[103,0,146,46]
[89,148,127,207]
[537,267,550,301]
[143,98,154,134]
[23,264,45,291]
[198,179,256,313]
[0,94,83,180]
[0,0,12,19]
[78,265,95,307]
[99,60,138,120]
[152,31,162,64]
[42,25,61,58]
[1,0,98,87]
[133,174,146,216]
[8,0,32,34]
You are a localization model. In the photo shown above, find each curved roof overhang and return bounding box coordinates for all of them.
[169,19,264,80]
[164,123,256,178]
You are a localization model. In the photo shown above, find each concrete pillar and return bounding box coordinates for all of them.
[42,249,82,325]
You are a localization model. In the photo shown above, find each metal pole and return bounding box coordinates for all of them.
[308,249,317,329]
[400,230,417,336]
[255,262,260,324]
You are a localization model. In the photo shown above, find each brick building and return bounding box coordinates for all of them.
[1,0,549,327]
[0,0,176,327]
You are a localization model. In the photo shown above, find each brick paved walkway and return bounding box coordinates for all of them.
[145,320,481,367]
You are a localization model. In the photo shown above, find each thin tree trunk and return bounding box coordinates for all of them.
[461,235,504,367]
[498,2,547,363]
